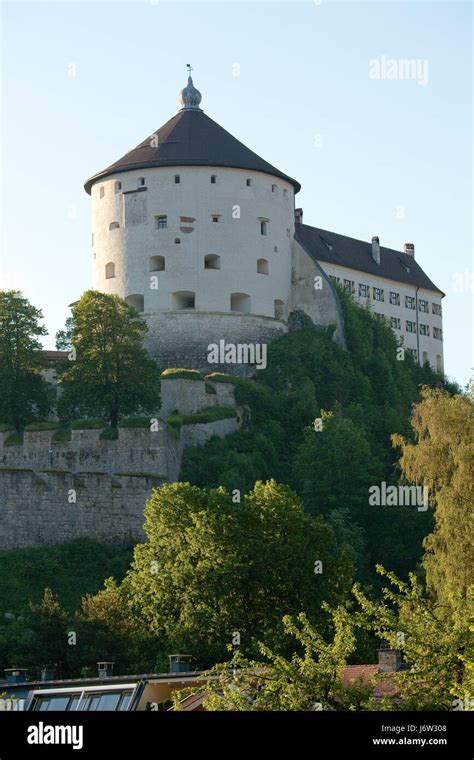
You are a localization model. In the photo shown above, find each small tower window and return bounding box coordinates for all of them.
[174,237,181,244]
[204,254,221,270]
[174,175,180,184]
[260,220,267,236]
[274,299,285,320]
[105,262,115,279]
[149,255,165,272]
[283,189,288,198]
[230,293,251,313]
[212,215,220,223]
[155,215,168,230]
[172,291,195,310]
[274,246,278,253]
[109,221,120,230]
[246,178,252,187]
[114,181,122,194]
[257,259,269,275]
[99,187,105,199]
[92,232,94,246]
[125,294,144,312]
[271,184,277,193]
[210,175,216,184]
[137,177,145,187]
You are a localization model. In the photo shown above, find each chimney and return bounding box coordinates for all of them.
[169,654,192,674]
[371,236,380,265]
[378,649,402,673]
[295,208,303,225]
[4,667,28,685]
[404,243,415,258]
[41,666,57,682]
[97,661,114,678]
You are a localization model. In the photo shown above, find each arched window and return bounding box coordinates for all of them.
[105,262,115,279]
[260,220,267,236]
[274,299,285,320]
[204,254,221,270]
[149,255,165,272]
[271,184,277,193]
[172,291,195,310]
[99,187,105,199]
[114,181,122,194]
[257,258,269,274]
[137,177,145,187]
[230,293,251,313]
[125,294,144,312]
[109,221,120,230]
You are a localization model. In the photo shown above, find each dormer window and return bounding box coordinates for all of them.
[137,177,145,187]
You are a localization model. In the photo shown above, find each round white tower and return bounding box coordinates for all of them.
[85,74,301,373]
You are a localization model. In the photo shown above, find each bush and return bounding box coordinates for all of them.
[0,423,14,433]
[167,406,237,429]
[4,432,23,446]
[52,428,72,443]
[70,419,107,430]
[24,421,60,431]
[161,368,203,381]
[204,373,240,384]
[100,427,119,440]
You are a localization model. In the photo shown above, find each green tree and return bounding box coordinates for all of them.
[121,480,354,666]
[56,291,161,427]
[173,608,373,711]
[0,290,52,429]
[353,568,472,710]
[392,387,474,608]
[292,410,382,518]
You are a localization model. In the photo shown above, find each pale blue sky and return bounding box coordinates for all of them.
[1,1,472,386]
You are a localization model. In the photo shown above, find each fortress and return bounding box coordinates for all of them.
[84,70,444,374]
[0,70,446,549]
[84,72,345,373]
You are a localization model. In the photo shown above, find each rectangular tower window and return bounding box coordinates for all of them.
[174,175,180,184]
[155,215,168,230]
[246,178,252,187]
[210,175,216,184]
[137,177,145,187]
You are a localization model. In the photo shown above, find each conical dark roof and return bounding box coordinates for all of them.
[84,109,300,194]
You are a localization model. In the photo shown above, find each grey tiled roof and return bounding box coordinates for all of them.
[85,109,300,194]
[295,223,444,295]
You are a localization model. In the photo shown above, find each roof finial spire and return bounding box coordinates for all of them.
[179,65,202,111]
